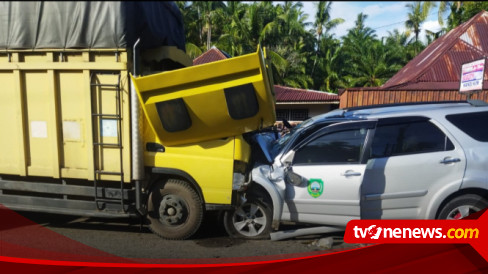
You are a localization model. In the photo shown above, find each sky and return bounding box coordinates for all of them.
[299,1,444,43]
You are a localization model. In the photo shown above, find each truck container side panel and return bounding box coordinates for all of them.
[0,71,24,175]
[0,50,131,183]
[142,123,234,205]
[25,71,56,177]
[58,71,89,173]
[49,68,62,178]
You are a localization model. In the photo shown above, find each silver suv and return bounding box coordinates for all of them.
[224,101,488,239]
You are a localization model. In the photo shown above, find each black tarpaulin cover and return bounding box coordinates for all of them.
[0,1,186,50]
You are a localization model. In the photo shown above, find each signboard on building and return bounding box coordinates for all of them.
[459,58,485,93]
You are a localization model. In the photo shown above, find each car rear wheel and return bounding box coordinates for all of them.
[147,178,204,240]
[437,194,488,220]
[224,198,272,240]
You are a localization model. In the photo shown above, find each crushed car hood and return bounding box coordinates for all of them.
[249,131,281,164]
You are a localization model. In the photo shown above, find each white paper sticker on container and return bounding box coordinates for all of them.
[63,121,81,140]
[31,121,48,138]
[101,119,118,137]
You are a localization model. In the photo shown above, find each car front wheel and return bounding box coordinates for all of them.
[223,198,272,240]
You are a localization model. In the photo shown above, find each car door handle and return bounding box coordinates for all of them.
[440,157,461,164]
[341,170,362,177]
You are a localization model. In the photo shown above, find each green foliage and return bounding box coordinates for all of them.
[175,1,483,91]
[405,2,436,39]
[443,1,488,30]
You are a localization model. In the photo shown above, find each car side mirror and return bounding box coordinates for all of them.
[284,167,308,186]
[281,150,295,166]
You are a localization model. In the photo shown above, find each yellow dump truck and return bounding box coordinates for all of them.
[0,2,276,240]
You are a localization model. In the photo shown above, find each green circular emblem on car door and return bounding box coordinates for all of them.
[307,179,324,198]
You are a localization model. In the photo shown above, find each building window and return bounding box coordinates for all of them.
[290,109,309,121]
[276,109,289,121]
[276,109,309,121]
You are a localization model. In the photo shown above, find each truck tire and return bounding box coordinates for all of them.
[437,194,488,220]
[147,178,204,240]
[223,197,272,240]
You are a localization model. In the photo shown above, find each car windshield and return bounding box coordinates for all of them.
[271,117,316,153]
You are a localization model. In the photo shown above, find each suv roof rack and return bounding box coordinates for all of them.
[343,101,469,112]
[467,99,488,107]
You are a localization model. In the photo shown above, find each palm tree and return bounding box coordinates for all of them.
[405,2,436,44]
[342,13,386,88]
[313,2,344,42]
[438,1,463,27]
[444,2,488,29]
[425,29,445,44]
[349,40,403,87]
[176,1,203,58]
[316,38,344,92]
[342,13,377,63]
[216,2,249,56]
[385,29,416,64]
[311,1,344,76]
[246,2,277,51]
[256,2,312,88]
[347,13,376,39]
[274,2,311,49]
[193,1,226,51]
[279,2,312,88]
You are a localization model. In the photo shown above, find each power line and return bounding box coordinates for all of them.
[372,20,408,30]
[371,10,447,31]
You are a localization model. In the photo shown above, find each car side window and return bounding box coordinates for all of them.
[370,120,454,158]
[446,111,488,142]
[293,128,367,165]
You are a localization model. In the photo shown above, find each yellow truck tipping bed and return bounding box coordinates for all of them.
[131,46,276,146]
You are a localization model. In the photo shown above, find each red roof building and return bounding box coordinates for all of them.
[273,85,338,122]
[339,10,488,108]
[193,47,339,122]
[274,85,339,102]
[192,47,230,66]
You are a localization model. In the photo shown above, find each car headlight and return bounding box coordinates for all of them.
[232,160,249,191]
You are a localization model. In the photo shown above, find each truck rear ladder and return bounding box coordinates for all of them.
[90,72,127,212]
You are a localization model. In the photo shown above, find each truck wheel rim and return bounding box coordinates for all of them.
[232,203,266,237]
[159,195,187,225]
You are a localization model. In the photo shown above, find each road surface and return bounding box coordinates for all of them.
[14,211,361,262]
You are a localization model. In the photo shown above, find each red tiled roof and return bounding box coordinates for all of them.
[193,48,339,103]
[274,85,339,102]
[382,10,488,90]
[192,47,228,65]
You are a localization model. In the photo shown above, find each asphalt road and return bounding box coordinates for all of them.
[14,210,361,262]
